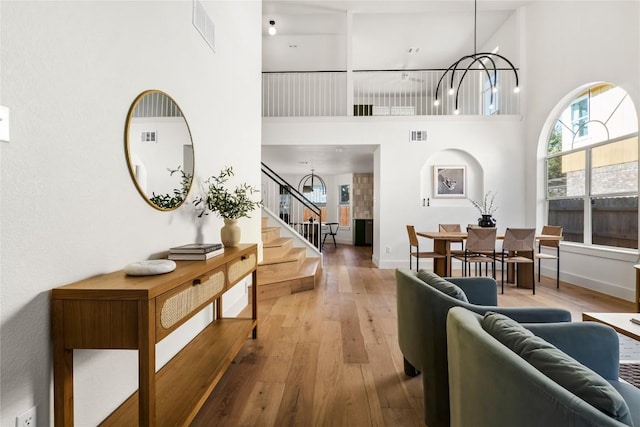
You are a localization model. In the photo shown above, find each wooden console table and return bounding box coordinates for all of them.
[52,244,258,427]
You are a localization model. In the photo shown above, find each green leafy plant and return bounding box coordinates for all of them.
[470,191,498,215]
[195,166,262,219]
[150,166,192,209]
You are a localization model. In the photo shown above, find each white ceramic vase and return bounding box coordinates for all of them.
[220,218,241,247]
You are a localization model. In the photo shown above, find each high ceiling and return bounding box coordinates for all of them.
[262,145,378,176]
[261,0,528,175]
[263,0,527,71]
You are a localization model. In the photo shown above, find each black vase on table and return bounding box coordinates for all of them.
[478,214,496,228]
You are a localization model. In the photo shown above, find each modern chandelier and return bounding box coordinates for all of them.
[298,169,327,195]
[433,0,520,114]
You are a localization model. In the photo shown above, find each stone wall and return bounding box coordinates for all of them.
[353,173,374,219]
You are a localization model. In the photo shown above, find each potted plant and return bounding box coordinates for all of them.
[149,166,192,210]
[195,166,262,246]
[469,191,498,227]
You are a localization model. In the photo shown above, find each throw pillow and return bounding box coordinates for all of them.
[417,270,469,303]
[481,312,632,425]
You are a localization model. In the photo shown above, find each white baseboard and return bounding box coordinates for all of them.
[558,270,634,302]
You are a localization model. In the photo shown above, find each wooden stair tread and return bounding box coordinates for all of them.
[261,226,280,234]
[263,237,291,248]
[257,218,321,299]
[258,258,320,285]
[260,247,306,265]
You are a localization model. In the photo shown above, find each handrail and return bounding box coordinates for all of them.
[261,162,320,212]
[263,70,347,74]
[264,67,519,73]
[261,162,323,250]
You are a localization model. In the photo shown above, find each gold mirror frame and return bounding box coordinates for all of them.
[124,90,195,211]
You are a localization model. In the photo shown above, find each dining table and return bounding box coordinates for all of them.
[417,230,563,288]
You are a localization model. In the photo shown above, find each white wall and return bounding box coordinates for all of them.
[481,8,520,70]
[523,0,640,301]
[263,115,526,268]
[0,1,262,426]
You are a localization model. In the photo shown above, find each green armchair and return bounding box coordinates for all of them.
[447,307,640,426]
[395,268,572,427]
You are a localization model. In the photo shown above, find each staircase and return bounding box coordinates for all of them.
[257,216,322,300]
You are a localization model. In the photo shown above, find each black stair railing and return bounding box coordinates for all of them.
[261,162,323,250]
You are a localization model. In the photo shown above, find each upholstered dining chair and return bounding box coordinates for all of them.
[535,225,562,289]
[452,227,497,278]
[499,228,536,294]
[407,225,446,271]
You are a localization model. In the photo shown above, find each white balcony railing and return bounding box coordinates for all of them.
[263,69,520,117]
[262,71,348,117]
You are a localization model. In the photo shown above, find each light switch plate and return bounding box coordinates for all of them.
[0,105,10,143]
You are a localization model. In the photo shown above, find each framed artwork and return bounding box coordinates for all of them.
[339,184,350,204]
[433,165,466,198]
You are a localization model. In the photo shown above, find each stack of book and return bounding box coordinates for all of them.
[168,243,224,260]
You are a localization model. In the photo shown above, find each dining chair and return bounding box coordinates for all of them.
[498,228,536,294]
[439,224,464,253]
[407,225,447,272]
[452,227,497,278]
[322,222,339,249]
[535,225,563,289]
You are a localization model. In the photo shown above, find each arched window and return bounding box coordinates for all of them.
[545,83,638,249]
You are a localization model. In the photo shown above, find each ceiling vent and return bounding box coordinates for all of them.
[193,0,215,53]
[409,130,428,143]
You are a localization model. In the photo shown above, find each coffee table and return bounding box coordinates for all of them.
[583,312,640,388]
[582,312,640,341]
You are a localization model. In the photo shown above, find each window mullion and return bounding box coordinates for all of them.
[584,148,592,245]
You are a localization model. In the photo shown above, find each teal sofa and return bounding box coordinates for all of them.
[395,268,572,427]
[447,307,640,427]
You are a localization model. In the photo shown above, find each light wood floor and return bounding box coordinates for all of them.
[191,245,634,427]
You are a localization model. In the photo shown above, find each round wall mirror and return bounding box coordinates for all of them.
[125,90,195,210]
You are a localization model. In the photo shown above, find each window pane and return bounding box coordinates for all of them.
[548,199,584,243]
[305,184,326,204]
[547,151,586,198]
[571,97,589,137]
[303,206,326,222]
[547,122,563,155]
[552,85,637,152]
[591,136,638,195]
[592,196,638,249]
[339,206,350,227]
[483,75,498,115]
[591,86,638,142]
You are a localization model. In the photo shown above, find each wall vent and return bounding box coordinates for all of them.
[193,0,215,53]
[410,130,428,142]
[141,131,157,143]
